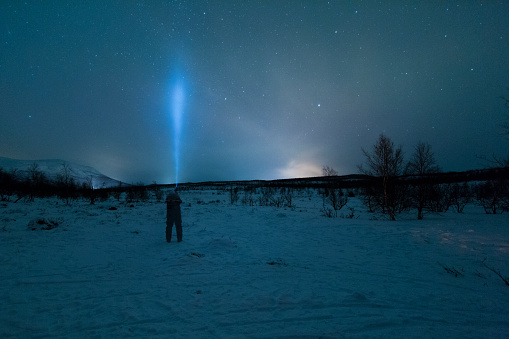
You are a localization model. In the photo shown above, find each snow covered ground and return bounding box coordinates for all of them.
[1,188,508,338]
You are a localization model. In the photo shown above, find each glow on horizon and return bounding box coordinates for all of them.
[171,76,185,186]
[276,160,322,179]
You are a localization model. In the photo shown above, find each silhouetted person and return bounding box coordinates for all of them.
[166,190,182,242]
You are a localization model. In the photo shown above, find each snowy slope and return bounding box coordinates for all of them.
[0,156,121,188]
[1,189,508,337]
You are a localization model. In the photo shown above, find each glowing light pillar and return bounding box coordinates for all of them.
[171,77,185,187]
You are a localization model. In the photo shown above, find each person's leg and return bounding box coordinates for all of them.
[175,211,182,242]
[166,222,172,242]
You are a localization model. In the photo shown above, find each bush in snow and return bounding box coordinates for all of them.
[427,183,453,213]
[241,189,255,206]
[153,183,164,202]
[321,188,348,218]
[28,218,61,231]
[475,179,509,214]
[0,167,18,201]
[449,182,473,213]
[229,186,239,204]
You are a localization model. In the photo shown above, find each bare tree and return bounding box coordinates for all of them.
[321,188,348,217]
[358,134,405,220]
[56,162,76,205]
[406,141,440,219]
[322,165,338,176]
[475,179,509,214]
[26,162,45,201]
[479,94,509,167]
[449,182,472,213]
[28,162,41,182]
[83,175,96,205]
[406,142,440,175]
[152,181,164,202]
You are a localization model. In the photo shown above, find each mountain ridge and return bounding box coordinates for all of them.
[0,156,121,188]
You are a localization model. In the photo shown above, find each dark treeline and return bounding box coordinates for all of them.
[352,134,509,219]
[0,165,163,205]
[0,165,105,204]
[171,163,509,218]
[1,156,508,217]
[171,167,508,191]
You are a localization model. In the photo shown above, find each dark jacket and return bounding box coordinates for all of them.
[166,192,182,209]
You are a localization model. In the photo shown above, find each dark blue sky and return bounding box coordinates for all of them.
[1,1,508,184]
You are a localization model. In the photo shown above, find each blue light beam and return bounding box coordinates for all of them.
[171,76,185,186]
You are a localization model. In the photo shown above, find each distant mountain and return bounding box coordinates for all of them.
[0,156,121,188]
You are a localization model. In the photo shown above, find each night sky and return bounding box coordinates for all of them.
[1,1,508,184]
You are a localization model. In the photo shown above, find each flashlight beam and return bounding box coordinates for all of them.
[171,78,185,186]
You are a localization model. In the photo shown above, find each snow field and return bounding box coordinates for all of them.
[1,188,508,338]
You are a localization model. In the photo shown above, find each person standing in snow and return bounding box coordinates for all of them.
[166,189,182,242]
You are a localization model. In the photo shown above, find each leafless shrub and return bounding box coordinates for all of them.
[322,165,338,176]
[230,186,239,204]
[449,182,472,213]
[241,190,255,206]
[321,188,348,217]
[258,187,274,206]
[475,179,509,214]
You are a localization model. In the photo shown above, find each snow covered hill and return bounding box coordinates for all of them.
[0,156,121,188]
